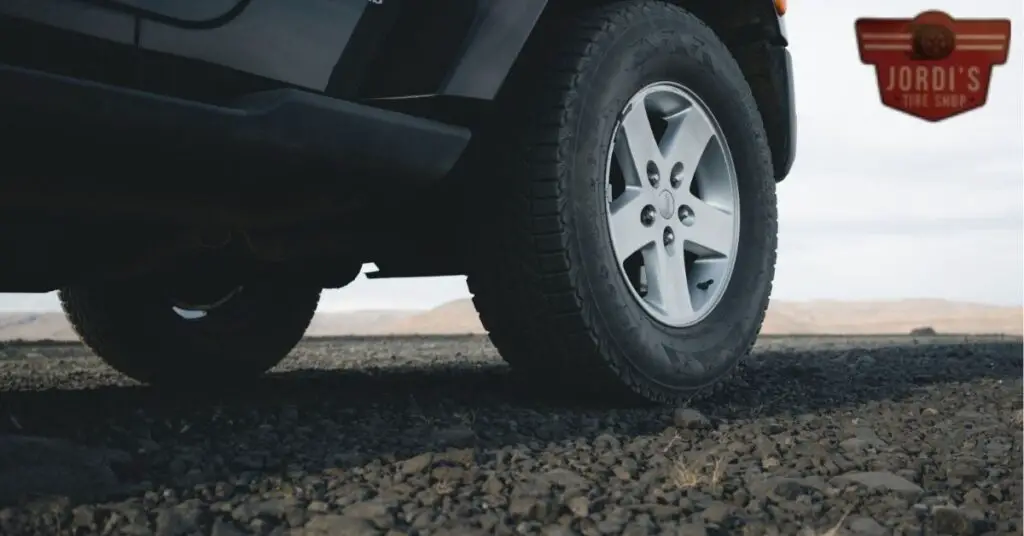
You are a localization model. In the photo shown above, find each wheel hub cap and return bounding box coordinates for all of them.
[656,190,676,219]
[604,82,741,328]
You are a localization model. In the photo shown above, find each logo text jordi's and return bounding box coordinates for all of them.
[855,10,1011,122]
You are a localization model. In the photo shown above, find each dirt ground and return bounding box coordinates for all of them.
[0,334,1020,536]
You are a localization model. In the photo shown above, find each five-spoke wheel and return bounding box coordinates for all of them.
[606,82,739,327]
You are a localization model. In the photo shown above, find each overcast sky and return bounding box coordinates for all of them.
[1,0,1021,312]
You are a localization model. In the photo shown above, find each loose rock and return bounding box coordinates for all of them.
[0,334,1018,536]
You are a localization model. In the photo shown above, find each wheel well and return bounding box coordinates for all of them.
[537,0,792,181]
[370,0,795,280]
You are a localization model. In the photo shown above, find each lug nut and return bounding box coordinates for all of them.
[670,162,684,188]
[646,161,660,188]
[641,205,657,226]
[663,226,675,246]
[678,205,695,227]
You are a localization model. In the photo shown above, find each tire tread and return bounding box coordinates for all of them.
[468,0,777,405]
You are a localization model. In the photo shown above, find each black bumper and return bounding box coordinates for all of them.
[0,64,471,192]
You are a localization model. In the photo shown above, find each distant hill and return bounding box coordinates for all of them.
[0,298,1020,341]
[759,299,1023,335]
[368,298,1022,336]
[0,309,421,342]
[374,300,485,335]
[0,313,77,341]
[305,310,419,336]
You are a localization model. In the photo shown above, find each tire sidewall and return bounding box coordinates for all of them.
[61,282,321,384]
[565,11,777,391]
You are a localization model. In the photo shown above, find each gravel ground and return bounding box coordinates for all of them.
[0,334,1020,536]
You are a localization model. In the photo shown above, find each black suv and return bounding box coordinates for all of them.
[0,0,796,405]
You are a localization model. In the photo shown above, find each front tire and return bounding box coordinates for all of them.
[59,281,320,386]
[467,0,778,405]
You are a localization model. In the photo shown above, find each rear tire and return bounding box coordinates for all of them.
[59,281,320,386]
[466,1,778,405]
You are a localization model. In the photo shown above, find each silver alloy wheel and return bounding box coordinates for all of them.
[605,82,740,328]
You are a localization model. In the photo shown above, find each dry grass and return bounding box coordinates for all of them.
[818,507,854,536]
[433,480,455,496]
[669,455,727,490]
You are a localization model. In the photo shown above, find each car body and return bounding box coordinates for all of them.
[0,0,797,403]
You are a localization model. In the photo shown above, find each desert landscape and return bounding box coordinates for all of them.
[0,298,1020,535]
[0,298,1020,341]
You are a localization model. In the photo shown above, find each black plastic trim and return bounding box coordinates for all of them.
[437,0,548,100]
[768,46,796,180]
[351,0,479,98]
[0,63,471,187]
[325,0,404,99]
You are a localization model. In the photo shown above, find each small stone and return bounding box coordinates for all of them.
[483,475,504,496]
[677,522,708,536]
[431,465,466,482]
[649,505,679,520]
[759,478,821,501]
[71,505,96,531]
[594,434,621,449]
[855,355,876,366]
[673,408,711,430]
[963,488,986,506]
[410,511,433,530]
[252,498,291,519]
[154,504,202,536]
[342,500,391,520]
[541,525,575,536]
[509,497,541,518]
[832,472,923,498]
[933,506,989,535]
[433,426,476,447]
[933,506,974,535]
[566,496,590,517]
[400,453,433,475]
[700,501,732,524]
[840,438,873,453]
[852,426,887,447]
[612,465,632,481]
[307,501,330,513]
[543,469,587,489]
[948,461,983,481]
[121,525,155,536]
[304,515,378,536]
[437,448,475,466]
[210,519,247,536]
[848,516,887,536]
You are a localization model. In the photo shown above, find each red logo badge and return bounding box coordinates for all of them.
[855,11,1011,122]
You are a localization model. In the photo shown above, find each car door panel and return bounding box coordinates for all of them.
[137,0,368,91]
[1,0,134,44]
[92,0,246,24]
[438,0,549,100]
